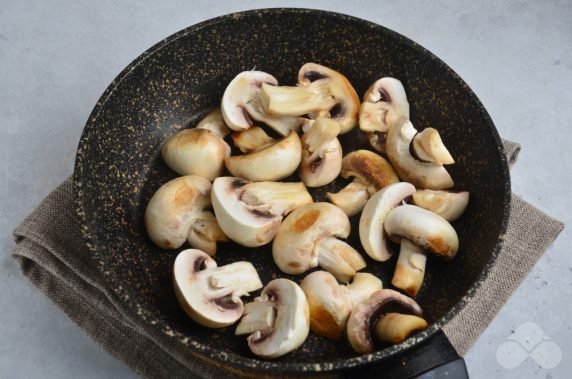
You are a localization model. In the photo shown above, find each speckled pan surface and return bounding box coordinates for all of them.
[74,8,510,373]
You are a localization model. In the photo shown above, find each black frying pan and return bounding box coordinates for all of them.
[74,8,510,377]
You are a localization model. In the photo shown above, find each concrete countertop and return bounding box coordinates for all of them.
[1,1,569,378]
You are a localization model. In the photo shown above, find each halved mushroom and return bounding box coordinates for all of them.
[221,71,304,136]
[374,313,428,344]
[327,150,399,216]
[273,202,366,282]
[412,128,455,165]
[359,78,410,154]
[384,204,459,259]
[231,126,275,153]
[299,117,343,187]
[173,249,262,328]
[346,289,423,354]
[186,211,229,256]
[225,130,302,181]
[359,182,417,261]
[235,278,310,358]
[412,190,470,222]
[300,271,383,340]
[259,63,360,133]
[211,177,312,247]
[391,239,427,296]
[161,111,231,181]
[386,117,454,190]
[145,175,212,250]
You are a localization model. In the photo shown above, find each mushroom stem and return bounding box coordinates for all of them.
[303,117,341,162]
[187,211,229,256]
[374,313,428,344]
[231,126,275,153]
[259,82,338,117]
[326,182,370,217]
[412,128,455,165]
[317,237,366,283]
[241,181,313,216]
[235,300,276,335]
[346,272,383,306]
[391,239,427,296]
[206,261,263,301]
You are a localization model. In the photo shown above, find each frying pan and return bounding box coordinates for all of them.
[74,8,511,376]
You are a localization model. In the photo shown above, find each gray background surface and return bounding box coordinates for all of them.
[1,1,570,378]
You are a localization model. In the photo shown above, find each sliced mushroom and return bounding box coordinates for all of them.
[221,71,304,136]
[300,271,352,340]
[346,289,423,354]
[359,78,409,154]
[391,239,427,296]
[173,249,262,328]
[384,204,459,259]
[186,211,229,256]
[412,190,470,222]
[195,108,231,138]
[272,202,366,283]
[386,117,454,190]
[161,124,230,181]
[327,150,399,215]
[359,182,417,261]
[231,126,275,153]
[299,117,343,187]
[235,278,310,358]
[374,313,428,344]
[259,63,360,133]
[326,182,369,217]
[412,128,455,165]
[211,177,312,247]
[225,130,302,182]
[145,175,212,250]
[300,271,383,340]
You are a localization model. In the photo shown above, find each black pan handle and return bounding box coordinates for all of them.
[339,330,468,378]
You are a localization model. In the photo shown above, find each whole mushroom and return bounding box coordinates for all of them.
[211,177,312,247]
[235,278,310,358]
[173,249,262,328]
[145,175,227,254]
[272,202,366,283]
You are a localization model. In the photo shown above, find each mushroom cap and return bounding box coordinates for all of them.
[412,190,470,222]
[246,279,310,358]
[272,202,350,275]
[386,117,454,190]
[173,249,262,328]
[359,182,417,261]
[297,63,360,134]
[346,272,383,306]
[299,137,342,187]
[161,128,230,181]
[221,71,303,136]
[225,130,302,181]
[196,108,231,138]
[144,175,211,249]
[341,150,400,194]
[346,289,422,354]
[384,204,459,259]
[300,271,352,340]
[211,177,281,247]
[359,77,410,133]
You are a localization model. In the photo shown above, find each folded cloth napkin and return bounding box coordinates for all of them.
[11,140,563,378]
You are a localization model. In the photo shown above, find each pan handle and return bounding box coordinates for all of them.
[340,330,468,378]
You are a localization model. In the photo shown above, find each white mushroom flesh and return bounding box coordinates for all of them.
[391,239,427,296]
[359,182,417,261]
[186,211,229,256]
[237,278,310,358]
[386,117,454,190]
[384,204,459,259]
[231,126,275,153]
[412,128,455,165]
[326,182,370,217]
[173,249,262,328]
[346,272,383,306]
[195,108,231,138]
[374,313,428,344]
[412,190,470,222]
[359,77,410,133]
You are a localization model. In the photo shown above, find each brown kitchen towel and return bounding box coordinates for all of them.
[11,140,563,378]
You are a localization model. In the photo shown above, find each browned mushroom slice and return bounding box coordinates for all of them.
[374,313,428,344]
[391,239,427,296]
[231,126,275,153]
[347,289,423,354]
[173,249,262,328]
[412,190,470,222]
[411,128,455,165]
